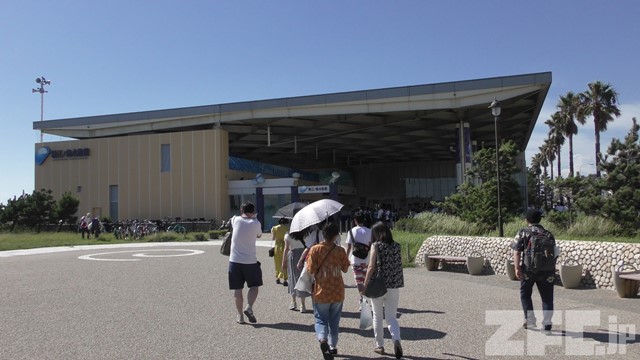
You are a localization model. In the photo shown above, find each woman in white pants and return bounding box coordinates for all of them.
[363,221,405,359]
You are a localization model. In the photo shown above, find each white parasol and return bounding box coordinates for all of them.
[289,199,344,233]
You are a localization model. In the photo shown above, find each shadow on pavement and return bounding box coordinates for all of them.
[557,329,640,345]
[252,321,446,341]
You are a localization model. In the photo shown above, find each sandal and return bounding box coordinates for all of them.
[374,347,385,355]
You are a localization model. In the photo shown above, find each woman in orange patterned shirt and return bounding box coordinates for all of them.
[306,222,351,360]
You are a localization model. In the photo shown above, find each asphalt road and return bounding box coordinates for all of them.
[1,238,639,360]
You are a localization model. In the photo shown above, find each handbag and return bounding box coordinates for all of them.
[294,244,336,294]
[350,228,370,259]
[220,230,232,256]
[294,265,313,293]
[363,243,387,298]
[220,217,234,256]
[268,247,275,257]
[359,297,373,330]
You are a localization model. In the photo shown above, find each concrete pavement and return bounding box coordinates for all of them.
[1,238,639,359]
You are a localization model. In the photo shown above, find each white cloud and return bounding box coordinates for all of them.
[525,102,640,176]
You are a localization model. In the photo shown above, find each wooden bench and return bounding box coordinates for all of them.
[424,254,485,275]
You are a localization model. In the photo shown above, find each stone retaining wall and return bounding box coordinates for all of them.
[415,236,640,290]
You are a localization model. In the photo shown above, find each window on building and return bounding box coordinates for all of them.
[109,185,119,221]
[161,144,171,172]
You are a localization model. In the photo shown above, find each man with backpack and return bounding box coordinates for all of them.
[513,209,558,333]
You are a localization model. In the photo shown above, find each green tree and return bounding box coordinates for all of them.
[557,91,584,177]
[2,195,28,232]
[546,112,566,178]
[540,138,556,180]
[598,118,640,235]
[527,153,545,209]
[21,189,57,232]
[55,192,80,231]
[578,81,621,177]
[437,140,522,230]
[571,175,604,217]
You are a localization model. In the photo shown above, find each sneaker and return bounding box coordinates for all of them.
[243,308,257,323]
[374,347,385,355]
[329,348,337,355]
[523,320,536,330]
[320,341,333,360]
[543,324,552,333]
[236,315,245,324]
[282,281,288,286]
[300,303,307,313]
[276,279,281,284]
[394,340,403,359]
[289,301,297,311]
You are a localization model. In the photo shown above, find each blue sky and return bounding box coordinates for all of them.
[1,1,639,204]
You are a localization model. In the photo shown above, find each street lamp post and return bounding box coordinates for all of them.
[489,98,503,237]
[32,76,51,143]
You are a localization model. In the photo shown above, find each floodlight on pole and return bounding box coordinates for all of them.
[32,76,51,143]
[489,98,503,237]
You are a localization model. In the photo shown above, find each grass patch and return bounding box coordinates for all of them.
[0,231,200,251]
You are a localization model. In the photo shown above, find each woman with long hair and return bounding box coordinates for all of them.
[362,221,404,358]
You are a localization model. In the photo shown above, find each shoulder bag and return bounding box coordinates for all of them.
[294,244,336,293]
[350,228,370,259]
[220,217,234,256]
[363,243,387,298]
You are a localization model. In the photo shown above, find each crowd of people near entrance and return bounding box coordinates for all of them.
[339,205,399,231]
[73,200,556,359]
[228,202,405,360]
[226,201,558,360]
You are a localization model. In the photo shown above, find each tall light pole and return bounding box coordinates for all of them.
[32,76,51,143]
[489,98,503,237]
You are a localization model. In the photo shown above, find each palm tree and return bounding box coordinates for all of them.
[530,153,543,176]
[529,153,545,208]
[540,139,556,180]
[557,92,584,177]
[545,112,566,178]
[537,152,549,178]
[578,81,621,177]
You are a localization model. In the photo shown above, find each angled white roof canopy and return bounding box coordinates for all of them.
[35,72,551,169]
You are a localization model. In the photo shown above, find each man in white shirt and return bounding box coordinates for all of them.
[228,202,263,324]
[345,211,372,300]
[79,213,91,239]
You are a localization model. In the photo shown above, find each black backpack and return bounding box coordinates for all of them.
[523,226,557,273]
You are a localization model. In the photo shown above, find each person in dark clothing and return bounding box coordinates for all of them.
[513,209,556,332]
[91,217,101,238]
